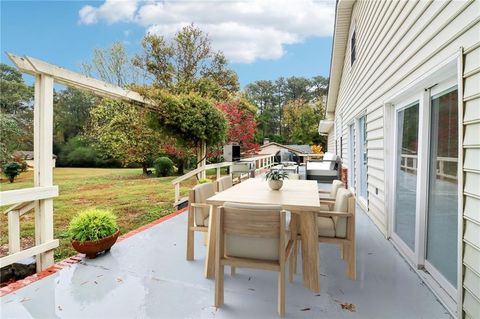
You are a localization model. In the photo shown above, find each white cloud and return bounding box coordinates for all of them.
[79,0,335,63]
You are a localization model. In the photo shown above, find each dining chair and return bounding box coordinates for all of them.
[293,188,356,280]
[186,182,215,261]
[214,202,294,316]
[216,175,233,192]
[318,180,345,210]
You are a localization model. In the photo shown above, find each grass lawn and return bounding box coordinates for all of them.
[0,167,202,261]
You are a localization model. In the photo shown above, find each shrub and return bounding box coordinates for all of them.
[66,147,98,167]
[153,157,174,177]
[3,162,22,183]
[68,209,118,242]
[198,178,212,184]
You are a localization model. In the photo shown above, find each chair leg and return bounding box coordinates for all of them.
[203,232,208,246]
[278,265,285,317]
[215,263,224,307]
[230,266,236,276]
[186,212,194,261]
[347,243,356,280]
[292,238,298,275]
[289,250,294,283]
[340,244,345,260]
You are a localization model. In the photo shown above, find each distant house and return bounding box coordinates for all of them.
[257,140,316,164]
[14,151,57,170]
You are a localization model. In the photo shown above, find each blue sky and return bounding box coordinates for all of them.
[1,0,334,88]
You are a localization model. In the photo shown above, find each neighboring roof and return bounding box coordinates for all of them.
[325,0,356,117]
[14,151,57,159]
[260,142,311,154]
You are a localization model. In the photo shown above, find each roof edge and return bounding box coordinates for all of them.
[325,0,355,115]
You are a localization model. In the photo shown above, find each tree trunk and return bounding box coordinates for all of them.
[177,158,185,175]
[142,162,148,175]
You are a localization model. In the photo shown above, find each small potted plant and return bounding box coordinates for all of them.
[69,208,120,259]
[265,169,289,190]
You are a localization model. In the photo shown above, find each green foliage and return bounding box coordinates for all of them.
[0,63,33,114]
[133,24,239,98]
[88,99,163,173]
[283,99,323,145]
[148,92,227,146]
[3,162,22,183]
[153,157,174,177]
[198,178,212,184]
[265,169,289,181]
[68,208,118,242]
[0,114,23,165]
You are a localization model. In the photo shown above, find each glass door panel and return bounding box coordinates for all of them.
[394,103,419,251]
[358,116,367,199]
[426,88,458,286]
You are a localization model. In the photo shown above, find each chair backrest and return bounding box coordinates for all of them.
[330,180,345,198]
[221,202,284,261]
[217,175,233,192]
[332,188,354,238]
[192,182,215,226]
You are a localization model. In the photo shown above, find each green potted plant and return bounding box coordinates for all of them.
[69,208,120,258]
[265,169,289,190]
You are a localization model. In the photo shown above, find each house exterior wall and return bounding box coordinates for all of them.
[327,128,335,152]
[327,0,480,317]
[461,42,480,319]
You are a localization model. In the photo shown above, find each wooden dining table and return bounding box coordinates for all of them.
[205,178,321,292]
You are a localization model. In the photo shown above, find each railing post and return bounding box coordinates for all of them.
[8,210,21,254]
[34,74,55,271]
[216,167,221,179]
[174,183,180,205]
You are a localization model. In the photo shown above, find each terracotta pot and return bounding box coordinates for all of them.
[71,230,120,259]
[268,179,283,190]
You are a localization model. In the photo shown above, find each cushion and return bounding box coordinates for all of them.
[217,176,233,192]
[330,180,345,198]
[332,188,353,238]
[193,183,215,227]
[223,202,287,261]
[317,217,335,237]
[319,203,331,211]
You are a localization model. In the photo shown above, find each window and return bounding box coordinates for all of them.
[351,29,356,66]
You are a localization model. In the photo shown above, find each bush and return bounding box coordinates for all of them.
[198,178,212,184]
[3,162,22,183]
[153,157,174,177]
[68,208,118,242]
[66,147,98,167]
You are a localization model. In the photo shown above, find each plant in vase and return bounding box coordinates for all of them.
[69,208,119,258]
[265,169,289,190]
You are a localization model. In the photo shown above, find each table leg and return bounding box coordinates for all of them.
[204,205,217,279]
[299,211,320,292]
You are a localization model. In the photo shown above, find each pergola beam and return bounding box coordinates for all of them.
[6,53,155,108]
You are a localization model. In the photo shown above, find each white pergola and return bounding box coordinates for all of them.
[0,53,205,271]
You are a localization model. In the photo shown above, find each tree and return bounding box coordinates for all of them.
[88,99,163,174]
[215,99,259,152]
[283,99,323,145]
[0,114,23,165]
[0,63,33,114]
[54,87,99,144]
[133,24,239,98]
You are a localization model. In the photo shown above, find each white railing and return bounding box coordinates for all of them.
[400,154,458,180]
[0,187,60,269]
[171,154,277,206]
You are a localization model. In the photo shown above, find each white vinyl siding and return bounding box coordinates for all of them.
[462,42,480,319]
[327,128,335,153]
[332,1,480,315]
[334,0,480,236]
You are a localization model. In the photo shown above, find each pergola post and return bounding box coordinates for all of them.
[33,74,55,271]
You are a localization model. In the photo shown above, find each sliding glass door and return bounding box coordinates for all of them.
[358,116,367,201]
[393,102,419,252]
[425,88,458,290]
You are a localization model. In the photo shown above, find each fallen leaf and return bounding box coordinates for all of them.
[368,252,374,255]
[300,307,311,311]
[320,273,327,277]
[97,275,103,278]
[56,280,60,285]
[20,298,30,303]
[248,277,251,281]
[80,281,88,285]
[151,277,161,281]
[340,303,356,312]
[116,278,123,283]
[58,305,63,311]
[248,288,255,291]
[315,294,321,297]
[93,281,98,285]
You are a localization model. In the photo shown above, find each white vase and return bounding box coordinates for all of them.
[268,180,283,190]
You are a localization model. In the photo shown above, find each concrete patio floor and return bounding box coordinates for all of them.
[1,205,450,318]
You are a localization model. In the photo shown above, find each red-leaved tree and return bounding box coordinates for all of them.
[215,100,259,153]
